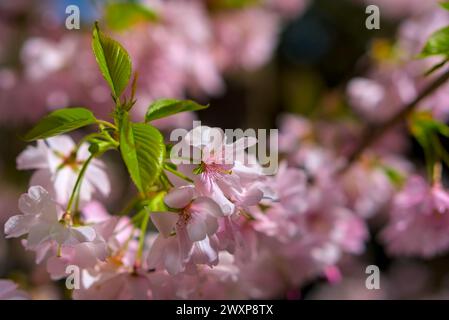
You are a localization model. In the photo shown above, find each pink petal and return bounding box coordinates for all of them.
[240,187,264,207]
[82,201,111,223]
[29,170,56,202]
[86,161,111,197]
[186,214,207,242]
[163,238,184,275]
[204,215,219,236]
[71,226,97,242]
[192,237,218,265]
[16,142,48,170]
[164,186,194,209]
[72,242,107,268]
[54,167,76,205]
[46,256,69,280]
[4,215,34,238]
[26,222,53,248]
[147,235,166,269]
[18,186,50,215]
[46,136,76,155]
[151,212,179,238]
[191,196,224,218]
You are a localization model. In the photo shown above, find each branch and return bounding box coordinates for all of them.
[339,68,449,174]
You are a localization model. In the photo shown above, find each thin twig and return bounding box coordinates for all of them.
[339,68,449,174]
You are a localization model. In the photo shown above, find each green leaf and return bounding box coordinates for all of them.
[210,0,259,10]
[145,191,168,212]
[145,99,208,122]
[92,22,132,98]
[24,108,96,141]
[409,111,449,138]
[119,113,165,194]
[105,2,157,31]
[420,26,449,58]
[440,2,449,11]
[381,165,405,188]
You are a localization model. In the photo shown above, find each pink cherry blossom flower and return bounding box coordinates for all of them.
[72,260,152,300]
[4,186,96,249]
[212,7,280,71]
[45,201,138,280]
[216,214,258,262]
[0,280,29,300]
[340,154,412,219]
[277,114,313,156]
[147,186,225,275]
[346,70,417,123]
[382,175,449,257]
[17,135,110,205]
[265,0,310,19]
[347,8,449,123]
[183,126,263,215]
[4,186,111,279]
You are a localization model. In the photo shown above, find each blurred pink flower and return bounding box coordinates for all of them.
[73,263,152,300]
[0,280,29,300]
[347,8,449,123]
[340,154,412,218]
[355,0,437,19]
[212,8,280,71]
[382,175,449,257]
[265,0,310,19]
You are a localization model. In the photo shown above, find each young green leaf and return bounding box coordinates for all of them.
[92,22,132,98]
[420,26,449,58]
[105,2,157,31]
[24,108,96,141]
[210,0,259,10]
[409,111,449,138]
[440,2,449,11]
[145,99,208,122]
[120,114,165,195]
[381,165,405,188]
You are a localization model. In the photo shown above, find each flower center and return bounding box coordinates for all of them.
[56,150,83,171]
[194,161,232,178]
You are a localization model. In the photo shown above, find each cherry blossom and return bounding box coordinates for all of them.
[381,175,449,257]
[147,186,224,275]
[17,135,110,205]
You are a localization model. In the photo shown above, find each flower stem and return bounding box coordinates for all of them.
[136,206,151,266]
[433,162,443,186]
[164,164,193,183]
[96,119,117,130]
[340,68,449,174]
[66,154,94,213]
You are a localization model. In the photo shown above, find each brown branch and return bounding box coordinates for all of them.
[339,68,449,174]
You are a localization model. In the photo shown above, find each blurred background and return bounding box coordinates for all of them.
[1,0,449,299]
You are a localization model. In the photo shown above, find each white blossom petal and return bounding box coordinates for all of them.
[151,212,179,238]
[164,186,194,209]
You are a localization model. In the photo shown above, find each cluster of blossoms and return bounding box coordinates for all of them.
[5,0,449,301]
[2,117,368,299]
[344,1,449,259]
[347,1,449,123]
[0,0,308,125]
